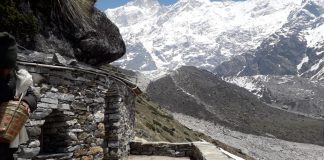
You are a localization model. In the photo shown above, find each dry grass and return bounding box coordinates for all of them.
[52,0,95,29]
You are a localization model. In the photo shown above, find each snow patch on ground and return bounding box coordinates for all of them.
[225,76,264,98]
[305,24,324,48]
[297,55,309,71]
[310,59,324,72]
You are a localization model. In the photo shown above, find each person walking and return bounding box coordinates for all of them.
[0,32,37,160]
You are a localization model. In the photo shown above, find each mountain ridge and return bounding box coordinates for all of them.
[106,0,305,75]
[146,66,324,146]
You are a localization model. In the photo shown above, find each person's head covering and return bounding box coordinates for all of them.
[0,32,17,69]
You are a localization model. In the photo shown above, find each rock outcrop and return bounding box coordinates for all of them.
[1,0,126,66]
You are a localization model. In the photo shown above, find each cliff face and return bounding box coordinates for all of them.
[0,0,126,66]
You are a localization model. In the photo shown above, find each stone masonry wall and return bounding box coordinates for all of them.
[129,141,235,160]
[106,82,135,160]
[130,141,193,157]
[16,63,136,160]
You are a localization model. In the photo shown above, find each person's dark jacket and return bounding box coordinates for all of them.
[0,71,37,112]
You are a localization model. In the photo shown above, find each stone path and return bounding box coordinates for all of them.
[193,142,235,160]
[128,156,191,160]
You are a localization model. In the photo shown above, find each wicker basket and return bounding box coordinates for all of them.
[0,101,29,142]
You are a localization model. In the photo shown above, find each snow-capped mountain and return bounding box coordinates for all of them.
[105,0,303,74]
[215,0,324,80]
[225,75,324,118]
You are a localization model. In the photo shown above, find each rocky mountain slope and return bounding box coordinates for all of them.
[225,75,324,119]
[215,0,324,81]
[146,66,324,146]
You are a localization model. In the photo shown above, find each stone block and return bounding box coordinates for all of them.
[74,148,88,157]
[78,132,90,141]
[108,141,119,148]
[66,119,78,126]
[26,120,45,127]
[63,111,75,116]
[94,111,104,122]
[45,92,75,102]
[68,132,78,141]
[97,123,105,131]
[94,130,105,138]
[107,114,121,121]
[26,126,41,137]
[40,98,59,104]
[37,103,58,109]
[89,146,104,155]
[69,129,84,133]
[107,97,123,103]
[28,140,40,148]
[19,147,40,158]
[58,104,71,110]
[81,155,93,160]
[30,108,52,120]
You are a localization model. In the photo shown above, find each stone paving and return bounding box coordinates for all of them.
[128,156,191,160]
[193,142,234,160]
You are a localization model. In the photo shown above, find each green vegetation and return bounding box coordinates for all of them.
[0,0,95,42]
[135,94,205,142]
[0,0,38,41]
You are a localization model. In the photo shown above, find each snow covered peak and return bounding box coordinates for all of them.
[305,23,324,48]
[106,0,315,76]
[301,0,324,17]
[178,0,210,5]
[130,0,160,8]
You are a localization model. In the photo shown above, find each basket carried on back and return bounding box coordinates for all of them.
[0,101,29,142]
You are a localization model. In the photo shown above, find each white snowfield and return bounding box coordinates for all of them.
[106,0,304,73]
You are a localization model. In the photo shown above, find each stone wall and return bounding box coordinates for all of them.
[130,141,236,160]
[106,83,135,160]
[16,62,136,160]
[130,141,193,158]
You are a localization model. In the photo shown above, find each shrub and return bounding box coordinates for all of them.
[0,0,38,42]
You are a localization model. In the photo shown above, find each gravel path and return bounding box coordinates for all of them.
[173,113,324,160]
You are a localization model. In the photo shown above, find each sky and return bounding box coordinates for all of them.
[96,0,178,10]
